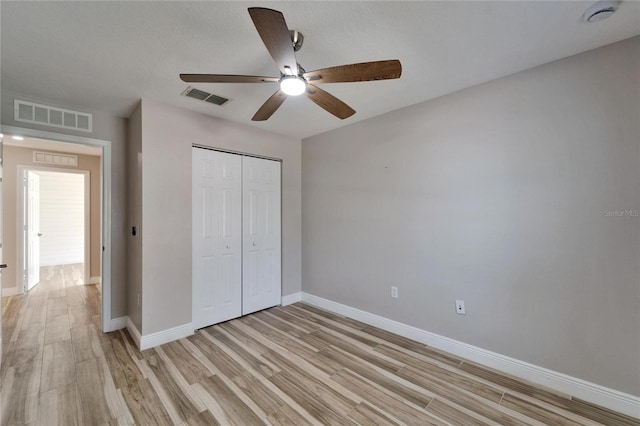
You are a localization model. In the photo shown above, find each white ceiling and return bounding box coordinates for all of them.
[1,1,639,139]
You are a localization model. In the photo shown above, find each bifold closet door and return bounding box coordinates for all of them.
[192,148,242,329]
[242,156,281,315]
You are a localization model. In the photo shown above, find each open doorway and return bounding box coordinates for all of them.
[20,168,91,292]
[0,127,113,333]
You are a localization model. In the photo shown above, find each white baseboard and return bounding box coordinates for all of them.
[281,292,302,306]
[88,276,101,285]
[126,317,142,349]
[137,322,193,351]
[1,287,21,297]
[110,316,127,331]
[301,292,640,419]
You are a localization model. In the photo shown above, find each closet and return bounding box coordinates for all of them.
[192,147,281,330]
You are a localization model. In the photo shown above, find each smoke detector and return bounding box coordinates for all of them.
[583,0,621,22]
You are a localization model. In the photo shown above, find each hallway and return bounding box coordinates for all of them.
[1,264,107,425]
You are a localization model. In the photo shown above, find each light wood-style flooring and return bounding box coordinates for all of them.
[1,267,638,425]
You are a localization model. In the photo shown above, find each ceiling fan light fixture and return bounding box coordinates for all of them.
[280,76,306,96]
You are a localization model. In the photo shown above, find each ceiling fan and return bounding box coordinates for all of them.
[180,7,402,121]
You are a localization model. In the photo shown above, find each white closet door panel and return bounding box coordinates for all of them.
[193,148,242,329]
[242,156,281,315]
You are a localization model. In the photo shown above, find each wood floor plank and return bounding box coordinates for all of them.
[269,370,359,426]
[312,329,405,373]
[568,398,640,426]
[183,409,221,426]
[231,373,287,417]
[186,333,249,379]
[70,323,102,363]
[1,358,42,425]
[161,340,212,385]
[347,401,405,426]
[198,374,265,425]
[267,403,316,426]
[459,361,571,404]
[40,340,76,392]
[3,268,638,426]
[201,328,280,378]
[34,383,80,426]
[500,393,604,426]
[362,325,464,367]
[263,307,320,333]
[426,397,495,426]
[376,343,505,403]
[291,303,367,330]
[320,345,434,408]
[331,367,443,425]
[397,365,533,426]
[146,353,203,423]
[261,349,361,414]
[75,357,118,425]
[44,312,71,344]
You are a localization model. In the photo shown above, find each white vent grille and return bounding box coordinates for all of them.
[33,151,79,167]
[14,99,93,132]
[181,86,229,106]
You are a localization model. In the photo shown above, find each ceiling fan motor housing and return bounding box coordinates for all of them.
[290,30,304,51]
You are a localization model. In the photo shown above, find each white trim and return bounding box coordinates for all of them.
[88,276,101,285]
[301,292,640,419]
[281,292,302,306]
[110,316,127,330]
[1,125,112,334]
[1,287,20,297]
[126,317,142,349]
[138,322,194,351]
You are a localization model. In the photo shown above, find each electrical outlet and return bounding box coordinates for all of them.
[391,286,398,298]
[456,300,466,315]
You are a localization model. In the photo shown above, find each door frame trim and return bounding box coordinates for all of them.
[1,125,113,333]
[17,166,91,293]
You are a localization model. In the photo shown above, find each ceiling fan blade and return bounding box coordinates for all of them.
[252,89,287,121]
[248,8,298,75]
[180,74,279,83]
[305,84,355,119]
[303,60,402,84]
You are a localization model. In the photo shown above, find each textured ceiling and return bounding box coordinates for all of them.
[1,1,639,139]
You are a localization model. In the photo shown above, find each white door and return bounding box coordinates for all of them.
[26,171,41,290]
[192,148,242,329]
[242,156,281,315]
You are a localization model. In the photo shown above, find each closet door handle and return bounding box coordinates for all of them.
[0,264,7,269]
[252,242,257,247]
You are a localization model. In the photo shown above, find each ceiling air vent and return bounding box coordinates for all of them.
[33,151,79,167]
[182,86,229,106]
[14,99,92,132]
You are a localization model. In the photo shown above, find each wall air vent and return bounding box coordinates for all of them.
[14,99,92,132]
[33,151,79,167]
[182,86,229,106]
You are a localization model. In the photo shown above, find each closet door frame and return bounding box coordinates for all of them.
[192,145,282,330]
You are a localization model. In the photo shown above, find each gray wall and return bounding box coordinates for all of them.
[138,99,301,335]
[126,103,142,331]
[302,37,640,396]
[1,90,128,320]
